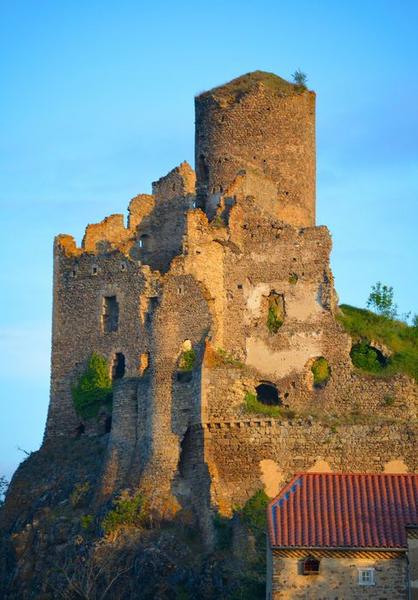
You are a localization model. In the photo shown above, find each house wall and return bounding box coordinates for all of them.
[407,528,418,599]
[269,549,407,600]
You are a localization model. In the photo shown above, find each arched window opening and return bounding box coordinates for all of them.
[350,342,387,373]
[112,353,125,380]
[256,383,281,406]
[105,415,112,433]
[302,557,320,575]
[311,357,331,388]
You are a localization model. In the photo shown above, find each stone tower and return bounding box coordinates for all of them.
[195,71,316,226]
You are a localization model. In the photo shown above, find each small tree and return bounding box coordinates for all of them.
[367,282,398,319]
[72,353,112,419]
[292,69,307,87]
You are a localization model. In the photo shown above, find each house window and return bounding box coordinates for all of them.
[302,557,320,575]
[358,568,375,586]
[102,296,119,333]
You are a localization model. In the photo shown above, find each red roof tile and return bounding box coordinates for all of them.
[268,473,418,549]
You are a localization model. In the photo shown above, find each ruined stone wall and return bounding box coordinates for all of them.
[195,82,315,226]
[128,163,196,273]
[46,237,153,438]
[152,161,196,201]
[180,198,418,425]
[47,163,197,440]
[137,271,212,512]
[269,550,407,600]
[132,196,193,273]
[198,420,418,514]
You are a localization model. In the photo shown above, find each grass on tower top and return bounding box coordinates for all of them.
[198,70,303,100]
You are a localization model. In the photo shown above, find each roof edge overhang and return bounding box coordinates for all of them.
[270,545,406,552]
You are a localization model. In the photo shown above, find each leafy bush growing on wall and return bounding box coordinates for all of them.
[350,342,384,373]
[72,352,112,419]
[338,304,418,382]
[70,481,90,508]
[244,392,282,417]
[311,357,330,387]
[243,392,296,419]
[240,489,269,533]
[102,491,150,539]
[178,349,196,372]
[267,293,285,334]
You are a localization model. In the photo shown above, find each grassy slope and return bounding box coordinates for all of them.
[338,304,418,382]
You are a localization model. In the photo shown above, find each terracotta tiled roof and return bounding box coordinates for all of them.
[268,473,418,549]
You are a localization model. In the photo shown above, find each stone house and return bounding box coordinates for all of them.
[266,472,418,599]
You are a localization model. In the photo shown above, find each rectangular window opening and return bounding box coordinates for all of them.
[102,296,119,333]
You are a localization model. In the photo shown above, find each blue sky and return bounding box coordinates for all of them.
[1,0,417,480]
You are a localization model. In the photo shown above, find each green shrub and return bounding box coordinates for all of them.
[367,282,397,318]
[338,304,418,382]
[102,491,150,537]
[70,481,90,508]
[216,348,244,368]
[267,294,284,334]
[267,306,282,333]
[292,69,308,88]
[72,353,112,419]
[80,514,94,531]
[212,215,224,228]
[178,349,196,372]
[244,392,281,418]
[288,273,298,285]
[350,342,384,373]
[311,357,330,387]
[240,489,269,533]
[383,395,395,406]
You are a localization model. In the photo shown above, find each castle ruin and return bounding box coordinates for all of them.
[45,71,417,527]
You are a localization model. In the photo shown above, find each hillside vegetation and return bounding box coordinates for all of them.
[338,304,418,382]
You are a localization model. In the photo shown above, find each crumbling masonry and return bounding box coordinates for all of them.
[46,71,418,524]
